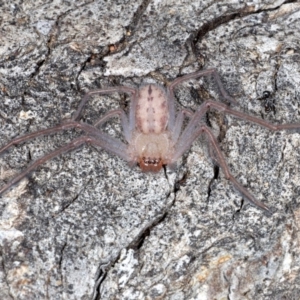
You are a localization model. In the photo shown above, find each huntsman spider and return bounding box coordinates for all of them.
[1,69,299,213]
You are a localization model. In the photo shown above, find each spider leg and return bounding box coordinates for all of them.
[173,123,270,212]
[167,68,237,130]
[0,118,132,196]
[0,131,130,196]
[88,135,129,161]
[73,86,138,131]
[93,109,131,142]
[0,120,115,156]
[0,120,82,155]
[204,100,300,130]
[0,136,91,196]
[170,69,237,104]
[172,108,194,144]
[199,125,270,212]
[174,99,300,158]
[174,105,210,150]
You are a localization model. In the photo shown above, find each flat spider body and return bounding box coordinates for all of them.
[132,84,171,172]
[1,69,300,213]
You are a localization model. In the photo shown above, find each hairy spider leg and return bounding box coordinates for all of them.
[199,125,271,212]
[0,122,129,196]
[0,136,90,196]
[174,99,300,161]
[73,86,138,133]
[0,86,140,196]
[172,98,300,211]
[173,118,271,212]
[171,108,194,144]
[0,116,135,159]
[93,109,131,142]
[204,100,300,131]
[167,68,238,133]
[171,105,210,160]
[0,120,82,154]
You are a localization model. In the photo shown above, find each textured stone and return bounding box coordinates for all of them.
[0,1,300,299]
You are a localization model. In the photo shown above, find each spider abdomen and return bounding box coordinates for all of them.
[136,85,169,134]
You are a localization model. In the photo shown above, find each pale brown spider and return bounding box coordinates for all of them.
[0,69,299,213]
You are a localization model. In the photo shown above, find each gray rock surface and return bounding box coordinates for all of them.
[0,0,300,299]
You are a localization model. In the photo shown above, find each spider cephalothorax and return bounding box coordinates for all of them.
[1,68,300,213]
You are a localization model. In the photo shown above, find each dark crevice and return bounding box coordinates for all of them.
[257,91,276,115]
[213,165,219,179]
[192,12,244,48]
[29,57,47,79]
[29,16,61,80]
[60,193,80,212]
[174,171,189,193]
[74,47,111,94]
[133,228,151,250]
[274,65,279,93]
[128,211,169,250]
[27,2,96,90]
[51,180,89,218]
[282,0,299,4]
[57,230,70,298]
[205,111,213,128]
[129,214,166,251]
[93,231,142,300]
[207,179,213,202]
[75,53,99,91]
[58,241,67,269]
[94,268,108,300]
[90,0,151,66]
[280,140,286,165]
[191,1,296,53]
[272,59,282,116]
[93,184,174,299]
[93,265,112,300]
[232,198,243,219]
[239,198,244,211]
[207,165,219,198]
[75,0,152,93]
[125,0,152,39]
[28,149,32,162]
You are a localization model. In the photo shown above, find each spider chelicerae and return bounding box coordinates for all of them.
[0,69,299,212]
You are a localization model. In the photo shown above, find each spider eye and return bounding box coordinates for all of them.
[139,157,163,172]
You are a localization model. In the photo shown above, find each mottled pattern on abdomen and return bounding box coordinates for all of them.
[136,85,169,134]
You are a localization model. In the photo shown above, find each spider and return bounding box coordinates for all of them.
[0,69,299,213]
[257,90,276,114]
